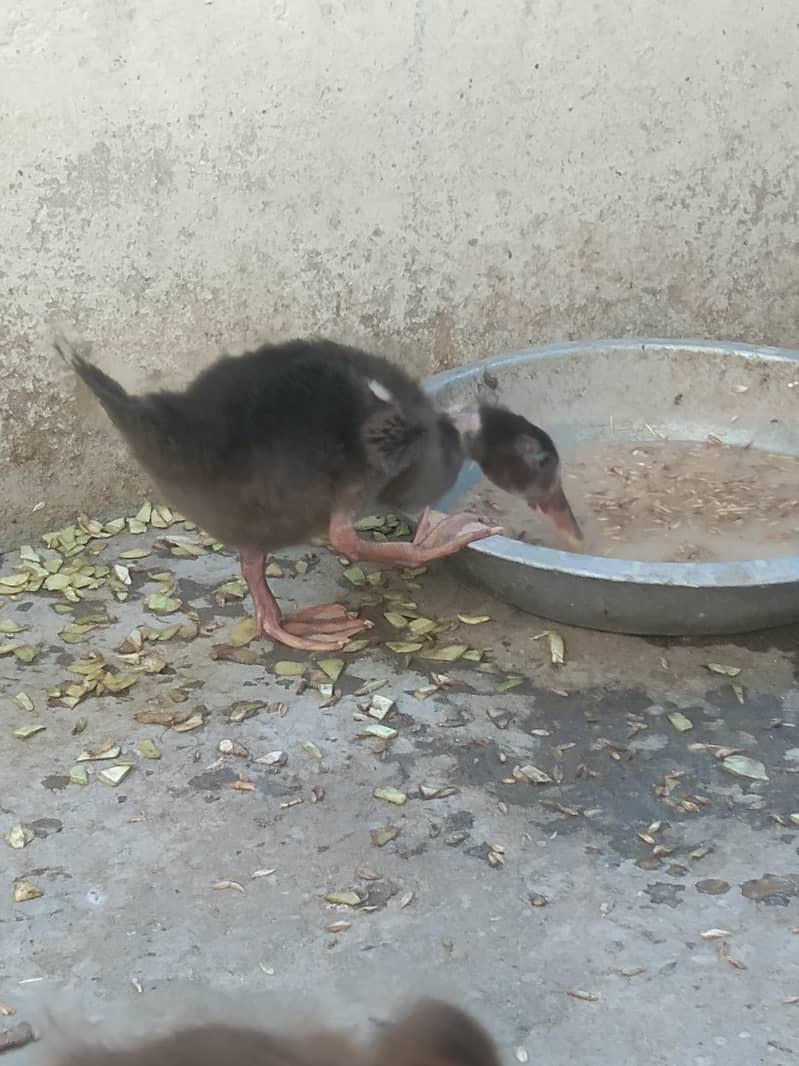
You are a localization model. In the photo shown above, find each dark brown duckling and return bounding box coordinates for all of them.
[56,335,578,650]
[41,998,500,1066]
[451,404,582,549]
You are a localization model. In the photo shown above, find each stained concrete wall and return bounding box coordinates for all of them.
[1,1,798,537]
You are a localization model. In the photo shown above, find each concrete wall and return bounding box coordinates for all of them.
[2,1,798,536]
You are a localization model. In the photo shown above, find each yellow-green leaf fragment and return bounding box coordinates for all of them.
[13,692,34,712]
[318,658,345,683]
[228,617,258,647]
[303,741,323,760]
[373,786,407,806]
[13,645,40,664]
[145,593,182,614]
[102,673,139,694]
[342,566,367,586]
[732,683,745,704]
[119,548,151,560]
[0,619,26,634]
[371,825,400,847]
[265,561,284,578]
[385,641,423,655]
[97,764,133,786]
[706,663,741,677]
[457,614,491,625]
[13,724,45,740]
[722,755,768,781]
[325,891,362,907]
[384,612,408,629]
[408,617,437,636]
[498,677,528,695]
[4,824,34,849]
[360,723,398,741]
[273,661,305,677]
[138,739,161,760]
[667,712,694,733]
[420,644,467,663]
[343,639,370,653]
[69,765,89,785]
[14,880,43,903]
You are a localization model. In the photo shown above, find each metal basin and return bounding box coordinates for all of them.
[422,338,799,636]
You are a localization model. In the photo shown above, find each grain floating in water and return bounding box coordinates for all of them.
[461,439,799,563]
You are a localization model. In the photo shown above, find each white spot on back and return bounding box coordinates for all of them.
[368,379,393,403]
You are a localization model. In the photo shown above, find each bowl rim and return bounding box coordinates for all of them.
[421,336,799,590]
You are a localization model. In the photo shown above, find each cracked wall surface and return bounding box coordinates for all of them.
[2,1,799,537]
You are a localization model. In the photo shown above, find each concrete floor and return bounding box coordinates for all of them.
[1,509,797,1066]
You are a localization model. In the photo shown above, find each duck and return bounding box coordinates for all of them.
[43,998,501,1066]
[56,335,581,651]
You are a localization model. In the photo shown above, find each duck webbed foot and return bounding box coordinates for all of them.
[240,551,371,651]
[328,507,502,567]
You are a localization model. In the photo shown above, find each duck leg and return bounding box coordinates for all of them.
[328,508,502,566]
[240,551,370,651]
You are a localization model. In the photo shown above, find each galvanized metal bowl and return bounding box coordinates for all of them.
[422,338,799,636]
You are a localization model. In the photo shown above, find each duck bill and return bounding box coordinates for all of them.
[536,484,583,549]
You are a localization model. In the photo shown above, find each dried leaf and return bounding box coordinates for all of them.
[343,639,371,653]
[701,928,732,940]
[138,739,161,760]
[722,755,768,781]
[667,712,693,733]
[226,700,264,722]
[228,617,258,647]
[211,880,245,893]
[497,676,524,693]
[0,620,26,634]
[218,739,249,757]
[318,658,345,682]
[534,630,565,665]
[514,764,553,785]
[119,548,151,559]
[13,724,45,740]
[373,786,407,806]
[172,712,205,733]
[420,644,467,662]
[97,764,133,786]
[13,645,40,664]
[567,990,598,1002]
[303,741,323,760]
[231,779,256,792]
[408,617,437,636]
[706,662,741,677]
[371,826,400,847]
[342,566,367,586]
[13,692,33,712]
[256,750,288,766]
[14,880,43,903]
[620,967,646,977]
[326,920,352,933]
[4,824,34,849]
[716,939,746,970]
[273,661,305,677]
[146,593,182,614]
[325,890,362,907]
[731,682,745,704]
[384,611,408,629]
[360,723,398,741]
[210,644,261,665]
[69,765,89,786]
[385,641,423,654]
[77,738,120,761]
[251,868,276,878]
[419,782,457,799]
[368,694,395,720]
